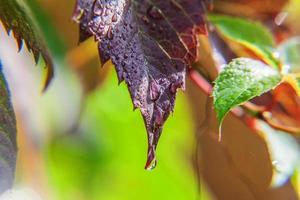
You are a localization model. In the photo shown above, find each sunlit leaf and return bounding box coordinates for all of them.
[73,0,207,169]
[209,14,279,69]
[282,74,300,96]
[263,83,300,135]
[0,0,53,88]
[213,58,281,126]
[0,62,17,193]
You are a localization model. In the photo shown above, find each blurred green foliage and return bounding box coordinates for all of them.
[45,69,206,200]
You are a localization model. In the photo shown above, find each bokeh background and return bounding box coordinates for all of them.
[0,0,300,199]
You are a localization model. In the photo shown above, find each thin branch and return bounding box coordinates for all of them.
[188,68,258,130]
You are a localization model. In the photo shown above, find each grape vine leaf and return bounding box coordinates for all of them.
[0,61,17,193]
[0,0,53,89]
[209,15,279,69]
[73,0,207,169]
[213,58,281,127]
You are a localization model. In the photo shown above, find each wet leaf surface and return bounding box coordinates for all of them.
[0,0,53,89]
[73,0,207,169]
[0,62,17,193]
[213,58,281,127]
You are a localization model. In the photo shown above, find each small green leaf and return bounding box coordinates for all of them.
[0,61,17,193]
[209,14,279,69]
[213,58,281,126]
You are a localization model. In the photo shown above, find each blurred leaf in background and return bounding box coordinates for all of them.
[46,68,211,200]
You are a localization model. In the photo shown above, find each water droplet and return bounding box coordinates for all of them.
[170,76,184,94]
[111,13,118,22]
[158,26,164,33]
[163,101,171,112]
[150,23,156,31]
[145,157,157,171]
[275,12,288,26]
[149,82,160,101]
[72,8,84,23]
[147,6,163,20]
[154,108,164,126]
[170,83,177,93]
[218,126,222,142]
[272,160,284,173]
[141,16,150,24]
[107,26,113,39]
[94,7,103,16]
[145,146,157,170]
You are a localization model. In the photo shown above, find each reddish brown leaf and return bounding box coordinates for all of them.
[73,0,207,169]
[264,83,300,134]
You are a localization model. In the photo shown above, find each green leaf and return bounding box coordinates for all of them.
[213,58,281,126]
[46,69,201,200]
[0,0,53,88]
[0,61,17,193]
[209,14,279,69]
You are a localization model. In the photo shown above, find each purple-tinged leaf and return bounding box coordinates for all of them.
[73,0,207,169]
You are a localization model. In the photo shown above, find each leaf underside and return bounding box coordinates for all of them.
[0,62,17,193]
[213,58,281,127]
[73,0,207,169]
[0,0,53,89]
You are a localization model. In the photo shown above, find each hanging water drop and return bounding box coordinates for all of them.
[72,7,84,23]
[94,7,103,16]
[107,26,113,39]
[147,6,163,20]
[145,156,157,171]
[149,81,161,101]
[154,108,164,126]
[145,145,157,171]
[218,126,222,142]
[141,16,150,24]
[112,13,118,22]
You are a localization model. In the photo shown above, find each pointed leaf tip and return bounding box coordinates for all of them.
[213,58,281,128]
[73,0,208,169]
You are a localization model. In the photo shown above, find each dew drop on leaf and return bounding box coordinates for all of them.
[111,13,118,22]
[149,81,161,101]
[154,108,164,127]
[147,6,163,20]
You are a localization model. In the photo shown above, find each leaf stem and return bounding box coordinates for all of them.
[188,68,258,130]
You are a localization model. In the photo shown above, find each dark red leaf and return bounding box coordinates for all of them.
[73,0,207,169]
